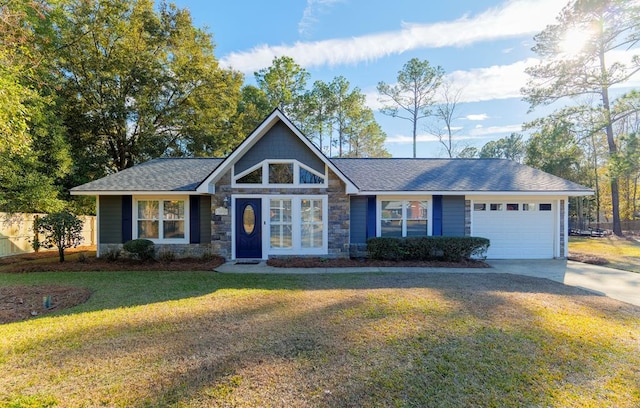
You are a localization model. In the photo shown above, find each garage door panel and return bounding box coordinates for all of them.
[473,203,555,259]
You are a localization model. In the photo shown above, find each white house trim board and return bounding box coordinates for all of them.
[196,109,358,194]
[71,190,203,196]
[358,190,593,197]
[96,195,101,257]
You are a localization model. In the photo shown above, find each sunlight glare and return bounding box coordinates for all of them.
[559,27,591,58]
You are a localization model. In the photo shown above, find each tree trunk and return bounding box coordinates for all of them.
[58,247,65,263]
[599,41,622,236]
[412,111,417,158]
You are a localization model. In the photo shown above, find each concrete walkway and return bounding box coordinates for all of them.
[215,260,640,307]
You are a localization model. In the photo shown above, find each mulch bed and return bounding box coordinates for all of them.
[267,257,489,268]
[0,247,226,273]
[0,284,92,324]
[568,252,609,266]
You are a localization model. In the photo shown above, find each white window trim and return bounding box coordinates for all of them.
[267,195,328,256]
[232,160,327,188]
[132,196,189,244]
[377,196,432,238]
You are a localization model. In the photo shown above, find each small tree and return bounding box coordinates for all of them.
[377,58,444,158]
[34,210,84,262]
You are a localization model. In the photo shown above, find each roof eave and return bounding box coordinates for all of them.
[70,190,204,196]
[353,190,595,196]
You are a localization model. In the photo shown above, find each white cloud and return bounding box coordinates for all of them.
[465,114,489,121]
[221,0,564,73]
[447,58,537,103]
[298,0,343,37]
[386,133,440,144]
[386,129,486,144]
[469,124,522,136]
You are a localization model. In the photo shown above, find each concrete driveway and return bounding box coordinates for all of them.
[487,259,640,307]
[216,259,640,307]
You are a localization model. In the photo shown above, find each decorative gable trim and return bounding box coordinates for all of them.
[195,109,358,194]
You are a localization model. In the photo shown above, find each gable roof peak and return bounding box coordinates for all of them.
[195,109,358,194]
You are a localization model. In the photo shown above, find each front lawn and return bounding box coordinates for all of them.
[569,236,640,273]
[1,271,639,407]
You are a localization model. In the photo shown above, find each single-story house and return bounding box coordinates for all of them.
[71,109,593,260]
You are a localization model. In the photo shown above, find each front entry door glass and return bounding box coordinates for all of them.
[236,198,262,258]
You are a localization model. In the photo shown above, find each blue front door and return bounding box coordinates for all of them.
[236,198,262,258]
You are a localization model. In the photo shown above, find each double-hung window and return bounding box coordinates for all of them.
[135,198,187,242]
[380,200,429,237]
[270,198,293,249]
[267,196,327,254]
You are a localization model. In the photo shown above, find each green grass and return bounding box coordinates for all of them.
[569,236,640,273]
[1,271,639,407]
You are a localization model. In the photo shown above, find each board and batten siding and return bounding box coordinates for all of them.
[234,121,325,175]
[199,195,212,244]
[349,196,367,244]
[442,196,465,236]
[99,195,123,244]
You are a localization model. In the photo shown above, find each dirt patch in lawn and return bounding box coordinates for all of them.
[267,256,489,268]
[0,284,92,324]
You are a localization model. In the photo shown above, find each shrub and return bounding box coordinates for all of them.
[102,248,121,262]
[158,249,176,263]
[33,210,84,262]
[367,236,490,262]
[366,237,406,261]
[123,239,155,261]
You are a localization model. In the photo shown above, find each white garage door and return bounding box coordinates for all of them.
[472,202,555,259]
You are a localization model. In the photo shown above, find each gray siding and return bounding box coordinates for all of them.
[235,121,325,174]
[99,195,122,244]
[442,196,465,236]
[200,195,212,243]
[349,196,368,244]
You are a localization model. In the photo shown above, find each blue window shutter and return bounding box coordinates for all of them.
[433,195,443,236]
[366,196,377,239]
[122,196,132,243]
[190,196,200,244]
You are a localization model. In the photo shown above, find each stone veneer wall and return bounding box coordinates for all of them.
[210,168,350,260]
[98,243,214,259]
[559,199,565,258]
[464,199,471,236]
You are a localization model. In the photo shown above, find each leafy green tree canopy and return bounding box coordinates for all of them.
[34,210,84,262]
[254,56,310,116]
[55,0,242,179]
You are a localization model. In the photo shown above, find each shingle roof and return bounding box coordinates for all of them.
[70,158,223,192]
[71,157,592,194]
[330,158,592,192]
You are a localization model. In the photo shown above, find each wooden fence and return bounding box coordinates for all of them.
[0,212,96,258]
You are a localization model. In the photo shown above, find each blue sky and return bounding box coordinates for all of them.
[170,0,639,158]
